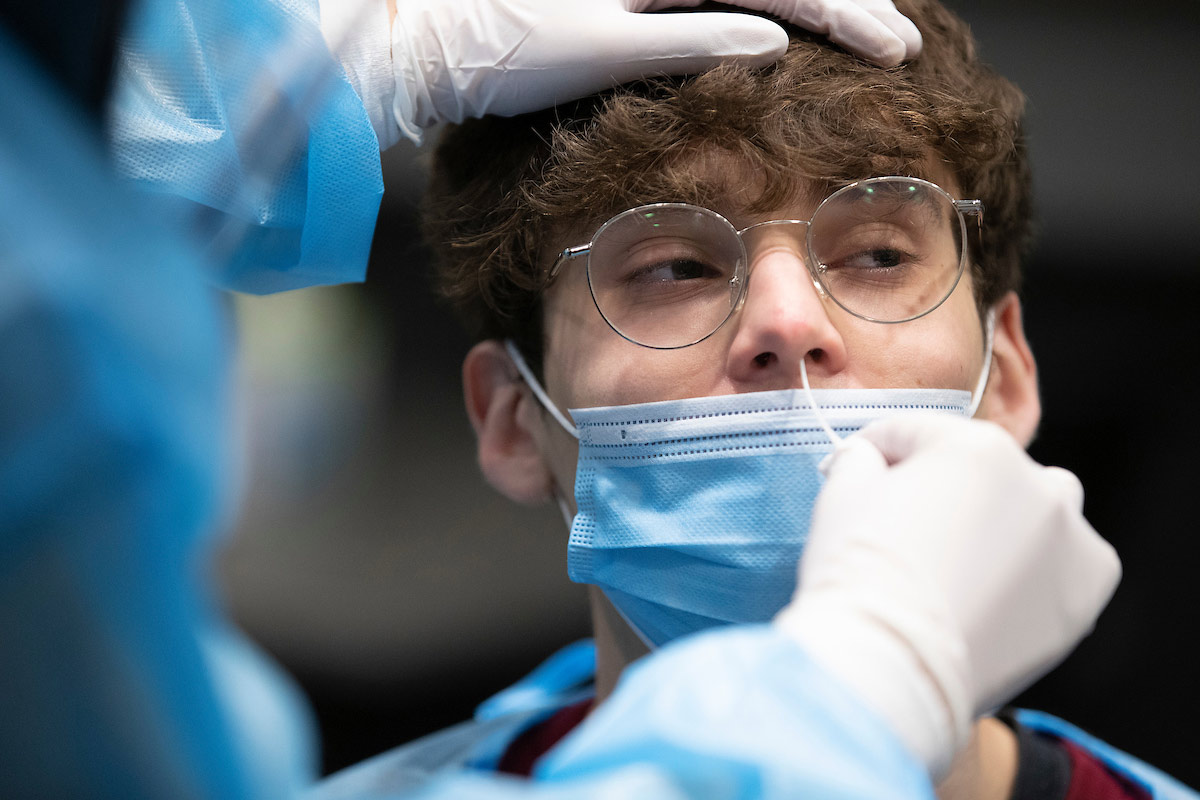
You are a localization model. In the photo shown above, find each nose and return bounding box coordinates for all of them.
[725,236,848,389]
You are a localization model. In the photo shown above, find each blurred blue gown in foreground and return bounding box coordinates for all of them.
[0,20,317,797]
[0,1,938,797]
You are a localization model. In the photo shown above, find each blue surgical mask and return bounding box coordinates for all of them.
[504,325,992,648]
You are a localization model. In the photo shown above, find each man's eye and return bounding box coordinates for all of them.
[628,258,722,283]
[829,248,913,271]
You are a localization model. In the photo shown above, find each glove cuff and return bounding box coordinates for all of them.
[318,0,403,149]
[390,3,455,142]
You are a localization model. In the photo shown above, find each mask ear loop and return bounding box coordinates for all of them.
[967,309,996,418]
[503,339,580,439]
[603,594,659,651]
[505,344,657,649]
[555,494,574,528]
[504,340,580,529]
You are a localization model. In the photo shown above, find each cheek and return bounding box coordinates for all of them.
[554,338,727,408]
[544,288,731,409]
[919,330,983,390]
[837,302,984,391]
[913,307,986,391]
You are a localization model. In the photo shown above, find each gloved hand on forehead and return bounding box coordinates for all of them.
[775,414,1121,779]
[385,0,920,141]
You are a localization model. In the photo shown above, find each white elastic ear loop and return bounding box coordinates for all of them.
[555,493,574,529]
[504,341,659,651]
[601,591,659,651]
[503,340,580,439]
[503,341,580,528]
[967,309,996,419]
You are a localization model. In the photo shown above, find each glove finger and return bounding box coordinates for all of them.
[1040,465,1085,512]
[591,10,788,78]
[1074,532,1123,621]
[802,435,888,576]
[751,0,911,65]
[1056,510,1121,626]
[851,0,922,58]
[476,10,785,117]
[981,526,1122,717]
[821,2,909,65]
[854,412,975,465]
[816,433,888,494]
[635,0,706,10]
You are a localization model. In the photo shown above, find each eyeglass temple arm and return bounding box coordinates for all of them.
[548,244,590,280]
[955,199,985,263]
[954,199,984,222]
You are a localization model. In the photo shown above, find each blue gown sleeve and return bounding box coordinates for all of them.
[108,0,385,294]
[401,627,932,800]
[532,626,932,798]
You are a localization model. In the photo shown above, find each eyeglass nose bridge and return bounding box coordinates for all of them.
[731,219,827,313]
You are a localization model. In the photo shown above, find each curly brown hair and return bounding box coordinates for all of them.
[422,0,1031,376]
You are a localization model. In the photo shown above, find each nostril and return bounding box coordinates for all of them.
[808,348,825,364]
[754,352,773,367]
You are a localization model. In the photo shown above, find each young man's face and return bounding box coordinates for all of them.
[463,162,1040,514]
[522,167,1037,506]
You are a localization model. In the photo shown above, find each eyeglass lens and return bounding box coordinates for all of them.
[586,179,964,349]
[809,180,962,323]
[587,205,744,349]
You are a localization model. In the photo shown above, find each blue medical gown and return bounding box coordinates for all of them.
[315,629,934,800]
[318,639,1198,800]
[1,2,937,797]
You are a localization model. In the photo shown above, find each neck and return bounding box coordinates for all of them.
[589,587,649,704]
[937,717,1018,800]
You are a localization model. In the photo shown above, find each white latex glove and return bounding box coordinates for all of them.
[774,414,1121,779]
[391,0,921,139]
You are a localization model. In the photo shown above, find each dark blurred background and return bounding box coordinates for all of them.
[219,0,1200,787]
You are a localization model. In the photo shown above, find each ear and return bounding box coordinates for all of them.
[462,340,556,505]
[978,291,1041,447]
